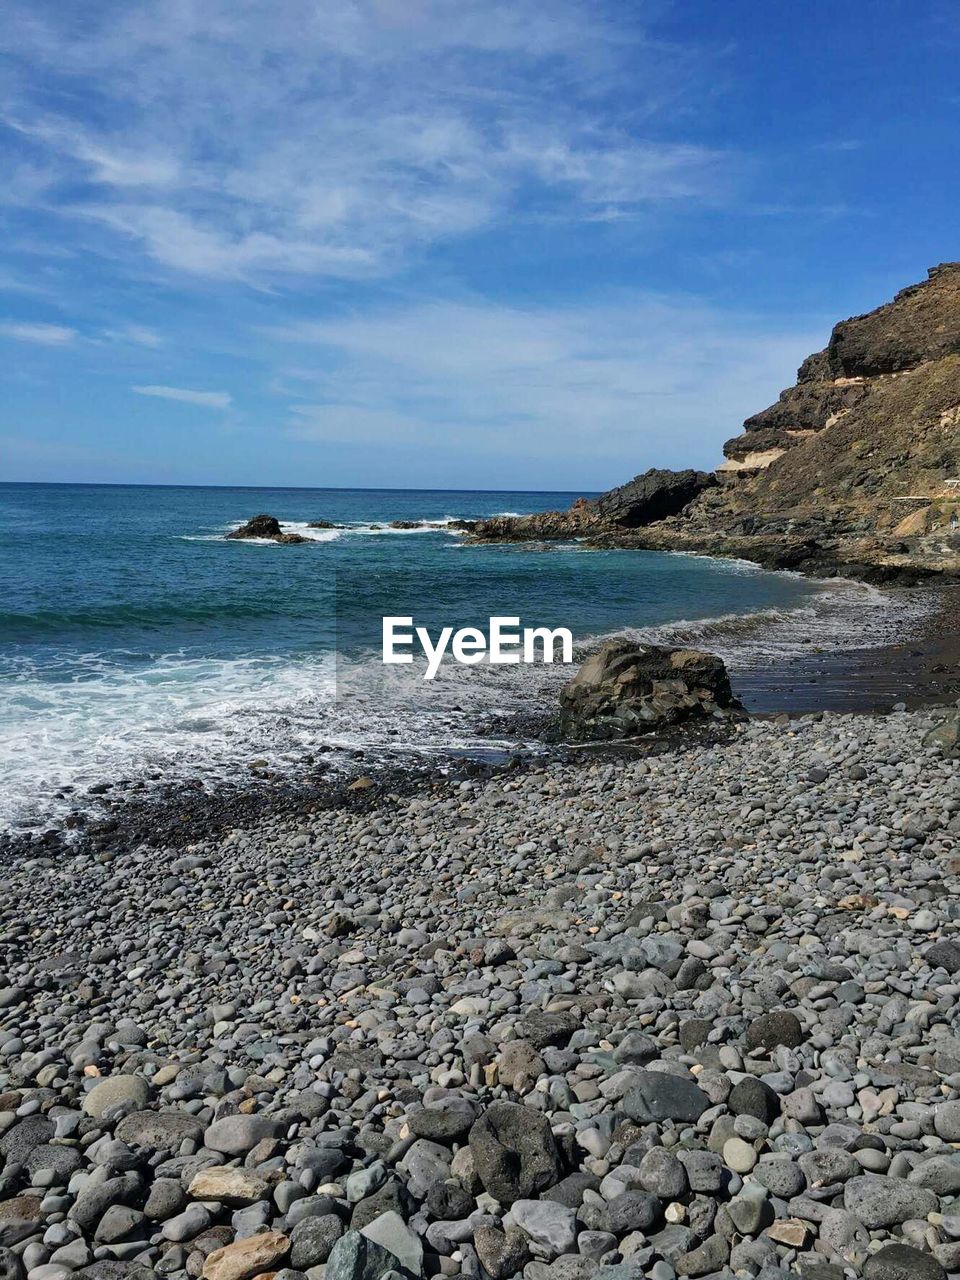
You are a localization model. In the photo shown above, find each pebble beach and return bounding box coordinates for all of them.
[2,703,960,1280]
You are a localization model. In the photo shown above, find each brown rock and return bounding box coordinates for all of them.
[0,1194,42,1222]
[202,1232,289,1280]
[188,1168,270,1204]
[765,1219,811,1248]
[497,1040,546,1092]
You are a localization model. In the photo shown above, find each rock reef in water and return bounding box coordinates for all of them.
[226,514,309,544]
[467,497,602,542]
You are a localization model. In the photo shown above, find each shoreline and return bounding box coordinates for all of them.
[1,579,957,865]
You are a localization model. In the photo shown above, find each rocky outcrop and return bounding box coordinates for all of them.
[226,514,308,544]
[597,468,717,526]
[556,640,743,741]
[667,267,960,576]
[467,497,601,542]
[463,264,960,578]
[721,263,960,476]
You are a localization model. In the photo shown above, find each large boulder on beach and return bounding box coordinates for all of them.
[557,639,742,741]
[924,708,960,757]
[597,468,718,527]
[226,514,308,544]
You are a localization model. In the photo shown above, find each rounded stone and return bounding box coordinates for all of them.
[81,1075,150,1119]
[723,1137,757,1174]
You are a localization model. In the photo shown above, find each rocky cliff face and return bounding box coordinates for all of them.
[651,263,960,576]
[469,264,960,579]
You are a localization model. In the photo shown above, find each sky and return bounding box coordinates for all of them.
[1,0,959,491]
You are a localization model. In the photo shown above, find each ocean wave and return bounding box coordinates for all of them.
[580,578,934,669]
[277,522,343,542]
[0,650,338,829]
[346,515,464,536]
[0,643,545,830]
[211,517,469,542]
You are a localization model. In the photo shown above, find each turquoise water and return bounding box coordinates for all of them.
[0,483,890,828]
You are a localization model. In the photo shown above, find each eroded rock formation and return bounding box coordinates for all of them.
[556,640,743,741]
[468,264,960,578]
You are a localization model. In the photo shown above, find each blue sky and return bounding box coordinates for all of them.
[1,0,958,490]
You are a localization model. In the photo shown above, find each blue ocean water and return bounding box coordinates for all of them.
[0,483,902,828]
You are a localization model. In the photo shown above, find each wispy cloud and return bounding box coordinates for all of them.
[273,294,822,469]
[0,1,731,284]
[102,324,163,348]
[132,384,231,410]
[0,320,76,344]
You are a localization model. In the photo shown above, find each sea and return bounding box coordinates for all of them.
[0,482,928,831]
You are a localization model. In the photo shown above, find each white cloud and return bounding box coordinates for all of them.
[0,1,730,282]
[0,320,76,344]
[272,294,823,470]
[132,384,231,409]
[102,323,163,347]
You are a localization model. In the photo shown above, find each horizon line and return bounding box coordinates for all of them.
[0,479,600,495]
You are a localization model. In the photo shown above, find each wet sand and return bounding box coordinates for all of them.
[736,584,960,715]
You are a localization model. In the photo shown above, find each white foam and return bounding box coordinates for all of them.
[0,651,337,829]
[346,517,464,536]
[279,522,343,542]
[591,578,935,670]
[0,638,560,830]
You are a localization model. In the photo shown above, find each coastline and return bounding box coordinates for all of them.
[1,576,956,864]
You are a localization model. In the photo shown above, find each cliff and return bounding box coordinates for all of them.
[468,264,960,581]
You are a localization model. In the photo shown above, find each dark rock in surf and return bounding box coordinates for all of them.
[226,514,308,544]
[467,498,601,542]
